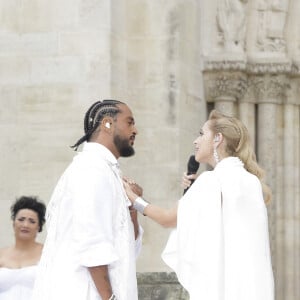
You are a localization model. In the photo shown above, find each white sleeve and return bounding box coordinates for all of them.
[72,164,119,267]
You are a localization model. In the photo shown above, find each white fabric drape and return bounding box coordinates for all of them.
[162,157,274,300]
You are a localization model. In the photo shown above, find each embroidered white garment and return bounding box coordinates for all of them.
[162,157,274,300]
[0,265,37,300]
[32,142,142,300]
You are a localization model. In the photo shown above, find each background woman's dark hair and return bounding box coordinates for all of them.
[11,196,46,232]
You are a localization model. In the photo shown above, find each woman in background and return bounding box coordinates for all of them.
[0,196,46,300]
[124,110,274,300]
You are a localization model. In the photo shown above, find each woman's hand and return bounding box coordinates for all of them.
[122,178,141,203]
[181,172,198,189]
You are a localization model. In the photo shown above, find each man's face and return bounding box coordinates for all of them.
[113,104,138,157]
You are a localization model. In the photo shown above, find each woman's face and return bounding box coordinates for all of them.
[194,121,215,165]
[13,209,40,241]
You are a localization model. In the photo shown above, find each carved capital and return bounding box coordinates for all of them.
[204,71,248,103]
[240,76,257,103]
[250,75,289,104]
[285,78,300,105]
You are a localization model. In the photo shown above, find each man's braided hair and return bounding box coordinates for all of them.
[71,99,124,151]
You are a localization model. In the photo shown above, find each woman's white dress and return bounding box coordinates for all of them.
[0,265,37,300]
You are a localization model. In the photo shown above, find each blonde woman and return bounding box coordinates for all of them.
[124,110,274,300]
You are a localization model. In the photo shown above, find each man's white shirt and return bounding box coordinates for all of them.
[32,142,142,300]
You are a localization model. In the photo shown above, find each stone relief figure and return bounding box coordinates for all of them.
[256,0,289,52]
[217,0,248,53]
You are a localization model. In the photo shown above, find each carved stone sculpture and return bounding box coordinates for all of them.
[256,0,289,52]
[217,0,248,52]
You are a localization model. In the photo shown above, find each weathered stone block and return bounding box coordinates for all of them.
[137,272,189,300]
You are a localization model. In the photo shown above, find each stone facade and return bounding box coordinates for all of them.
[0,1,299,299]
[202,2,300,299]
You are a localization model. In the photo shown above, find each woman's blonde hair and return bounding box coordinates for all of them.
[208,109,272,204]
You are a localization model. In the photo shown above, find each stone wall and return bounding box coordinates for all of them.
[0,0,114,244]
[0,1,299,299]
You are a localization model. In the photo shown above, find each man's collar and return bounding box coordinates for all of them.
[82,142,118,165]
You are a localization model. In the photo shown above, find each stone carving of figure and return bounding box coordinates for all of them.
[256,0,289,52]
[217,0,248,53]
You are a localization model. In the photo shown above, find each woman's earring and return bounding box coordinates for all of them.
[213,146,220,164]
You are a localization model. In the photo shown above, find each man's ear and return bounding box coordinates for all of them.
[101,117,113,131]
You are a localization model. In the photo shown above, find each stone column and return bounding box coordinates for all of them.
[237,100,256,144]
[238,76,257,148]
[281,77,300,299]
[288,1,300,295]
[253,73,288,299]
[294,100,300,300]
[282,102,296,297]
[275,100,285,300]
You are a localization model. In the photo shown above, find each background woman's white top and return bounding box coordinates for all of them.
[0,265,37,300]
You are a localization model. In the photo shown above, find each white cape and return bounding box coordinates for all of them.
[162,157,274,300]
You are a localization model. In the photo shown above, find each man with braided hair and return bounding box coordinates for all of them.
[32,100,143,300]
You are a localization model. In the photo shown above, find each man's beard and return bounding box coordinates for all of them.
[114,134,135,157]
